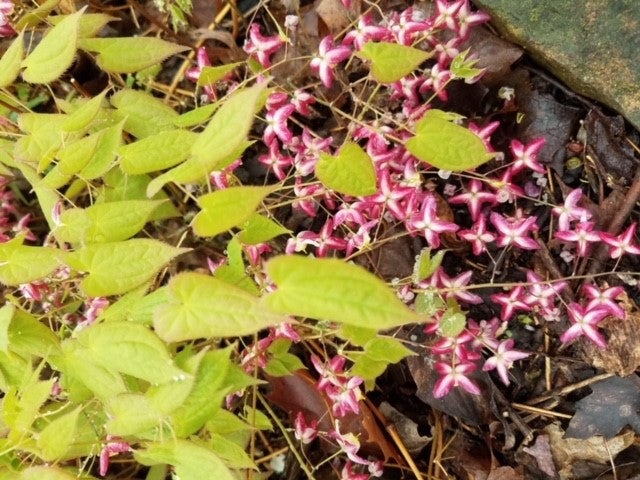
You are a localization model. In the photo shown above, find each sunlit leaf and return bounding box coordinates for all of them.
[79,37,189,73]
[14,113,67,167]
[210,433,257,470]
[412,247,446,283]
[406,113,495,171]
[197,63,242,86]
[76,321,186,384]
[111,89,178,139]
[36,406,81,461]
[213,237,258,295]
[358,41,431,83]
[153,272,286,342]
[316,142,377,196]
[15,0,60,29]
[172,102,218,128]
[119,129,198,175]
[0,304,15,353]
[79,119,124,180]
[64,239,187,296]
[439,305,466,338]
[19,466,81,480]
[135,440,235,480]
[264,255,421,329]
[49,13,117,38]
[42,130,103,188]
[238,213,290,245]
[106,393,163,436]
[0,237,62,286]
[22,9,83,83]
[192,186,272,237]
[450,49,484,81]
[0,31,24,88]
[55,200,163,244]
[146,84,265,196]
[9,309,60,358]
[62,90,107,132]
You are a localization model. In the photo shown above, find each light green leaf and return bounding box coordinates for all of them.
[0,237,62,286]
[450,49,484,81]
[135,440,234,480]
[106,393,163,436]
[19,466,83,480]
[64,239,187,296]
[111,89,178,139]
[364,337,414,363]
[439,306,466,338]
[210,434,257,470]
[197,63,242,86]
[60,341,127,401]
[79,119,124,180]
[337,324,378,346]
[49,13,117,38]
[78,37,189,73]
[42,130,103,188]
[76,321,186,384]
[153,272,286,342]
[54,200,164,244]
[414,291,444,316]
[37,406,81,461]
[213,237,258,295]
[146,83,265,196]
[22,9,83,84]
[172,102,219,128]
[62,90,107,132]
[146,375,194,415]
[171,349,232,437]
[14,113,67,167]
[119,129,198,175]
[0,31,25,88]
[264,255,421,329]
[16,164,61,231]
[405,114,495,171]
[0,304,15,353]
[358,41,431,83]
[316,142,377,196]
[412,247,446,283]
[10,379,54,436]
[238,213,290,245]
[9,309,60,358]
[193,186,272,237]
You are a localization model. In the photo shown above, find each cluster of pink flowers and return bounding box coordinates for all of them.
[293,355,383,479]
[0,1,15,38]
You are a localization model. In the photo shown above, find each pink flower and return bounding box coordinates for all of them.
[327,375,364,417]
[388,8,432,46]
[310,36,351,88]
[330,421,371,466]
[560,303,610,349]
[509,138,546,174]
[294,412,318,444]
[431,267,482,304]
[522,270,566,319]
[185,47,216,101]
[408,194,459,248]
[600,223,640,259]
[456,1,490,39]
[583,284,626,320]
[291,89,315,116]
[490,212,539,250]
[264,104,296,145]
[259,140,293,180]
[99,436,131,477]
[551,188,592,231]
[433,0,464,31]
[345,220,378,256]
[243,23,285,68]
[433,360,480,398]
[458,215,496,256]
[468,121,500,152]
[449,179,497,221]
[482,339,528,386]
[491,286,530,321]
[554,221,601,257]
[343,14,390,50]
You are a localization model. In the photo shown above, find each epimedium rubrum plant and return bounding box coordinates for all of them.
[0,0,636,478]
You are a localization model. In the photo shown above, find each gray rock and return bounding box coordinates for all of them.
[473,0,640,130]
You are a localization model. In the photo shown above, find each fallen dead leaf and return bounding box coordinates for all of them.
[486,466,524,480]
[379,401,431,454]
[461,26,523,86]
[523,434,558,478]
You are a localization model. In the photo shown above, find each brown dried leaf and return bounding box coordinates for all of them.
[461,26,523,86]
[486,466,524,480]
[265,370,401,462]
[379,402,431,454]
[523,434,558,478]
[314,0,350,34]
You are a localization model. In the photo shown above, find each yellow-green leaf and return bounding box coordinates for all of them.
[0,304,15,353]
[76,321,186,384]
[358,41,431,83]
[22,9,83,83]
[146,83,265,196]
[106,393,163,436]
[19,466,80,480]
[264,255,421,329]
[36,406,81,461]
[15,0,60,29]
[406,115,495,171]
[0,237,62,286]
[54,200,164,244]
[172,102,218,128]
[42,130,103,188]
[135,440,235,480]
[119,129,198,175]
[14,113,67,167]
[193,186,272,237]
[111,89,178,139]
[153,272,286,342]
[65,239,187,296]
[316,142,377,196]
[62,90,107,132]
[78,37,189,73]
[197,63,242,86]
[49,13,117,38]
[0,31,24,88]
[238,213,290,245]
[79,119,124,180]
